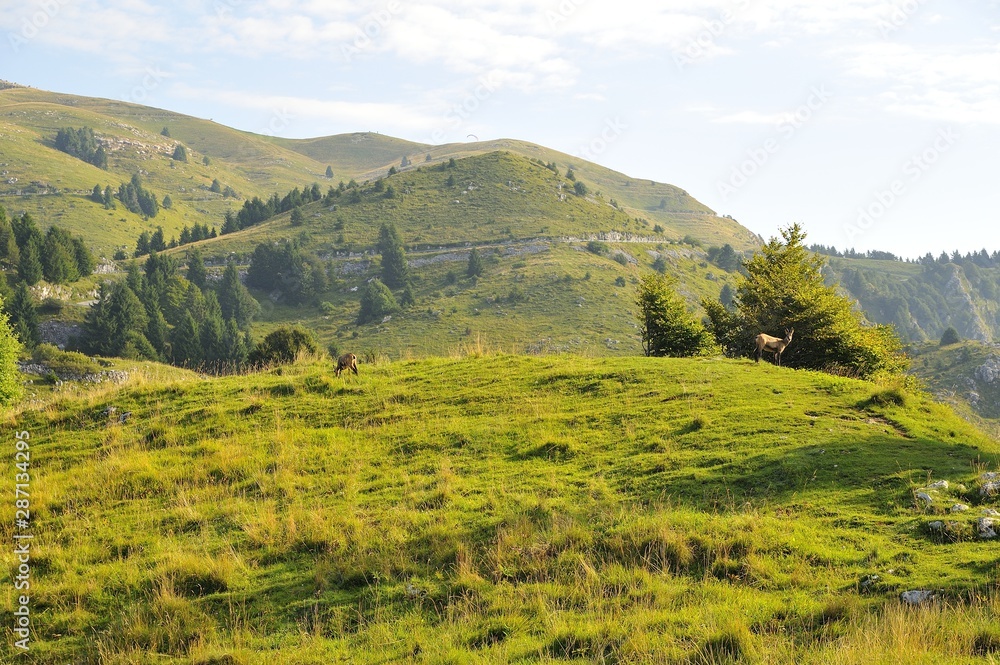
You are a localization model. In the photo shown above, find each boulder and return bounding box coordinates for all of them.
[900,590,935,605]
[950,503,970,513]
[925,480,949,490]
[977,518,997,539]
[915,491,934,506]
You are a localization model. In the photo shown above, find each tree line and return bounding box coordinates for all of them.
[54,126,107,169]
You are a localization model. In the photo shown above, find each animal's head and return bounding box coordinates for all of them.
[784,328,794,341]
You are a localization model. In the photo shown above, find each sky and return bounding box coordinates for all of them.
[2,0,999,258]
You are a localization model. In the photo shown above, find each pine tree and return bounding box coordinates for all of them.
[466,247,484,278]
[217,259,259,326]
[42,227,79,284]
[703,223,906,379]
[326,165,334,178]
[18,236,43,285]
[636,273,713,357]
[377,223,410,290]
[186,249,207,290]
[8,282,39,349]
[171,312,202,366]
[357,279,399,324]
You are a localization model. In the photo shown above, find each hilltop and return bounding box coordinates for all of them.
[3,354,1000,663]
[0,86,757,259]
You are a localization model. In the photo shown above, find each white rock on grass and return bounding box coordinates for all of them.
[950,504,970,513]
[927,521,944,532]
[977,518,997,539]
[915,491,934,506]
[900,590,935,605]
[982,508,1000,517]
[925,480,949,490]
[980,481,1000,497]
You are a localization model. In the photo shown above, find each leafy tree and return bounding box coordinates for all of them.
[357,279,398,324]
[636,273,714,357]
[939,327,961,347]
[0,297,22,405]
[387,166,397,176]
[162,195,173,209]
[566,168,576,181]
[326,165,334,178]
[161,127,171,137]
[249,326,317,366]
[186,249,207,290]
[652,256,668,274]
[18,236,43,285]
[708,244,741,272]
[573,181,588,197]
[703,223,906,379]
[210,178,222,193]
[92,184,104,203]
[377,223,410,290]
[135,231,152,257]
[172,144,188,162]
[467,247,484,278]
[8,282,39,349]
[290,208,305,226]
[203,155,211,166]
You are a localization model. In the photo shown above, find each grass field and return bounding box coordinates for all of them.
[3,353,999,663]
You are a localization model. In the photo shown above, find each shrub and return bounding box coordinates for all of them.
[636,273,714,357]
[249,327,317,366]
[939,327,960,346]
[357,279,399,324]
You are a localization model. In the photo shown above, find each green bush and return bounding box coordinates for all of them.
[636,273,715,357]
[249,327,317,366]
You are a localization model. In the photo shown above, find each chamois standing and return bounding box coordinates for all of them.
[335,353,358,377]
[755,328,794,366]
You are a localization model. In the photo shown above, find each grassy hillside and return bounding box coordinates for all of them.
[0,86,759,262]
[177,151,736,357]
[3,354,1000,663]
[276,135,759,250]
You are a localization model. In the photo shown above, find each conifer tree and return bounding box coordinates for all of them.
[8,282,39,349]
[186,249,207,290]
[377,222,410,290]
[217,259,259,326]
[18,236,43,285]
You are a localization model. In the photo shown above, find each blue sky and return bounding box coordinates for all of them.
[2,0,999,257]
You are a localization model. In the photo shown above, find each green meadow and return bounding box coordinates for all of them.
[3,353,1000,663]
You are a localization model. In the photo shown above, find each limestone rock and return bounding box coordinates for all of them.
[900,590,935,605]
[977,518,997,539]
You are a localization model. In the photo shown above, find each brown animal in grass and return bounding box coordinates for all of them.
[335,353,358,377]
[755,328,794,366]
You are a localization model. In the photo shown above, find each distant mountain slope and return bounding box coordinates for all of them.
[1,86,757,259]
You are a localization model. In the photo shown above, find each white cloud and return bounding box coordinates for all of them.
[170,84,442,136]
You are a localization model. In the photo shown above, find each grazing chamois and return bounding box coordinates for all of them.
[755,328,794,366]
[335,353,358,377]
